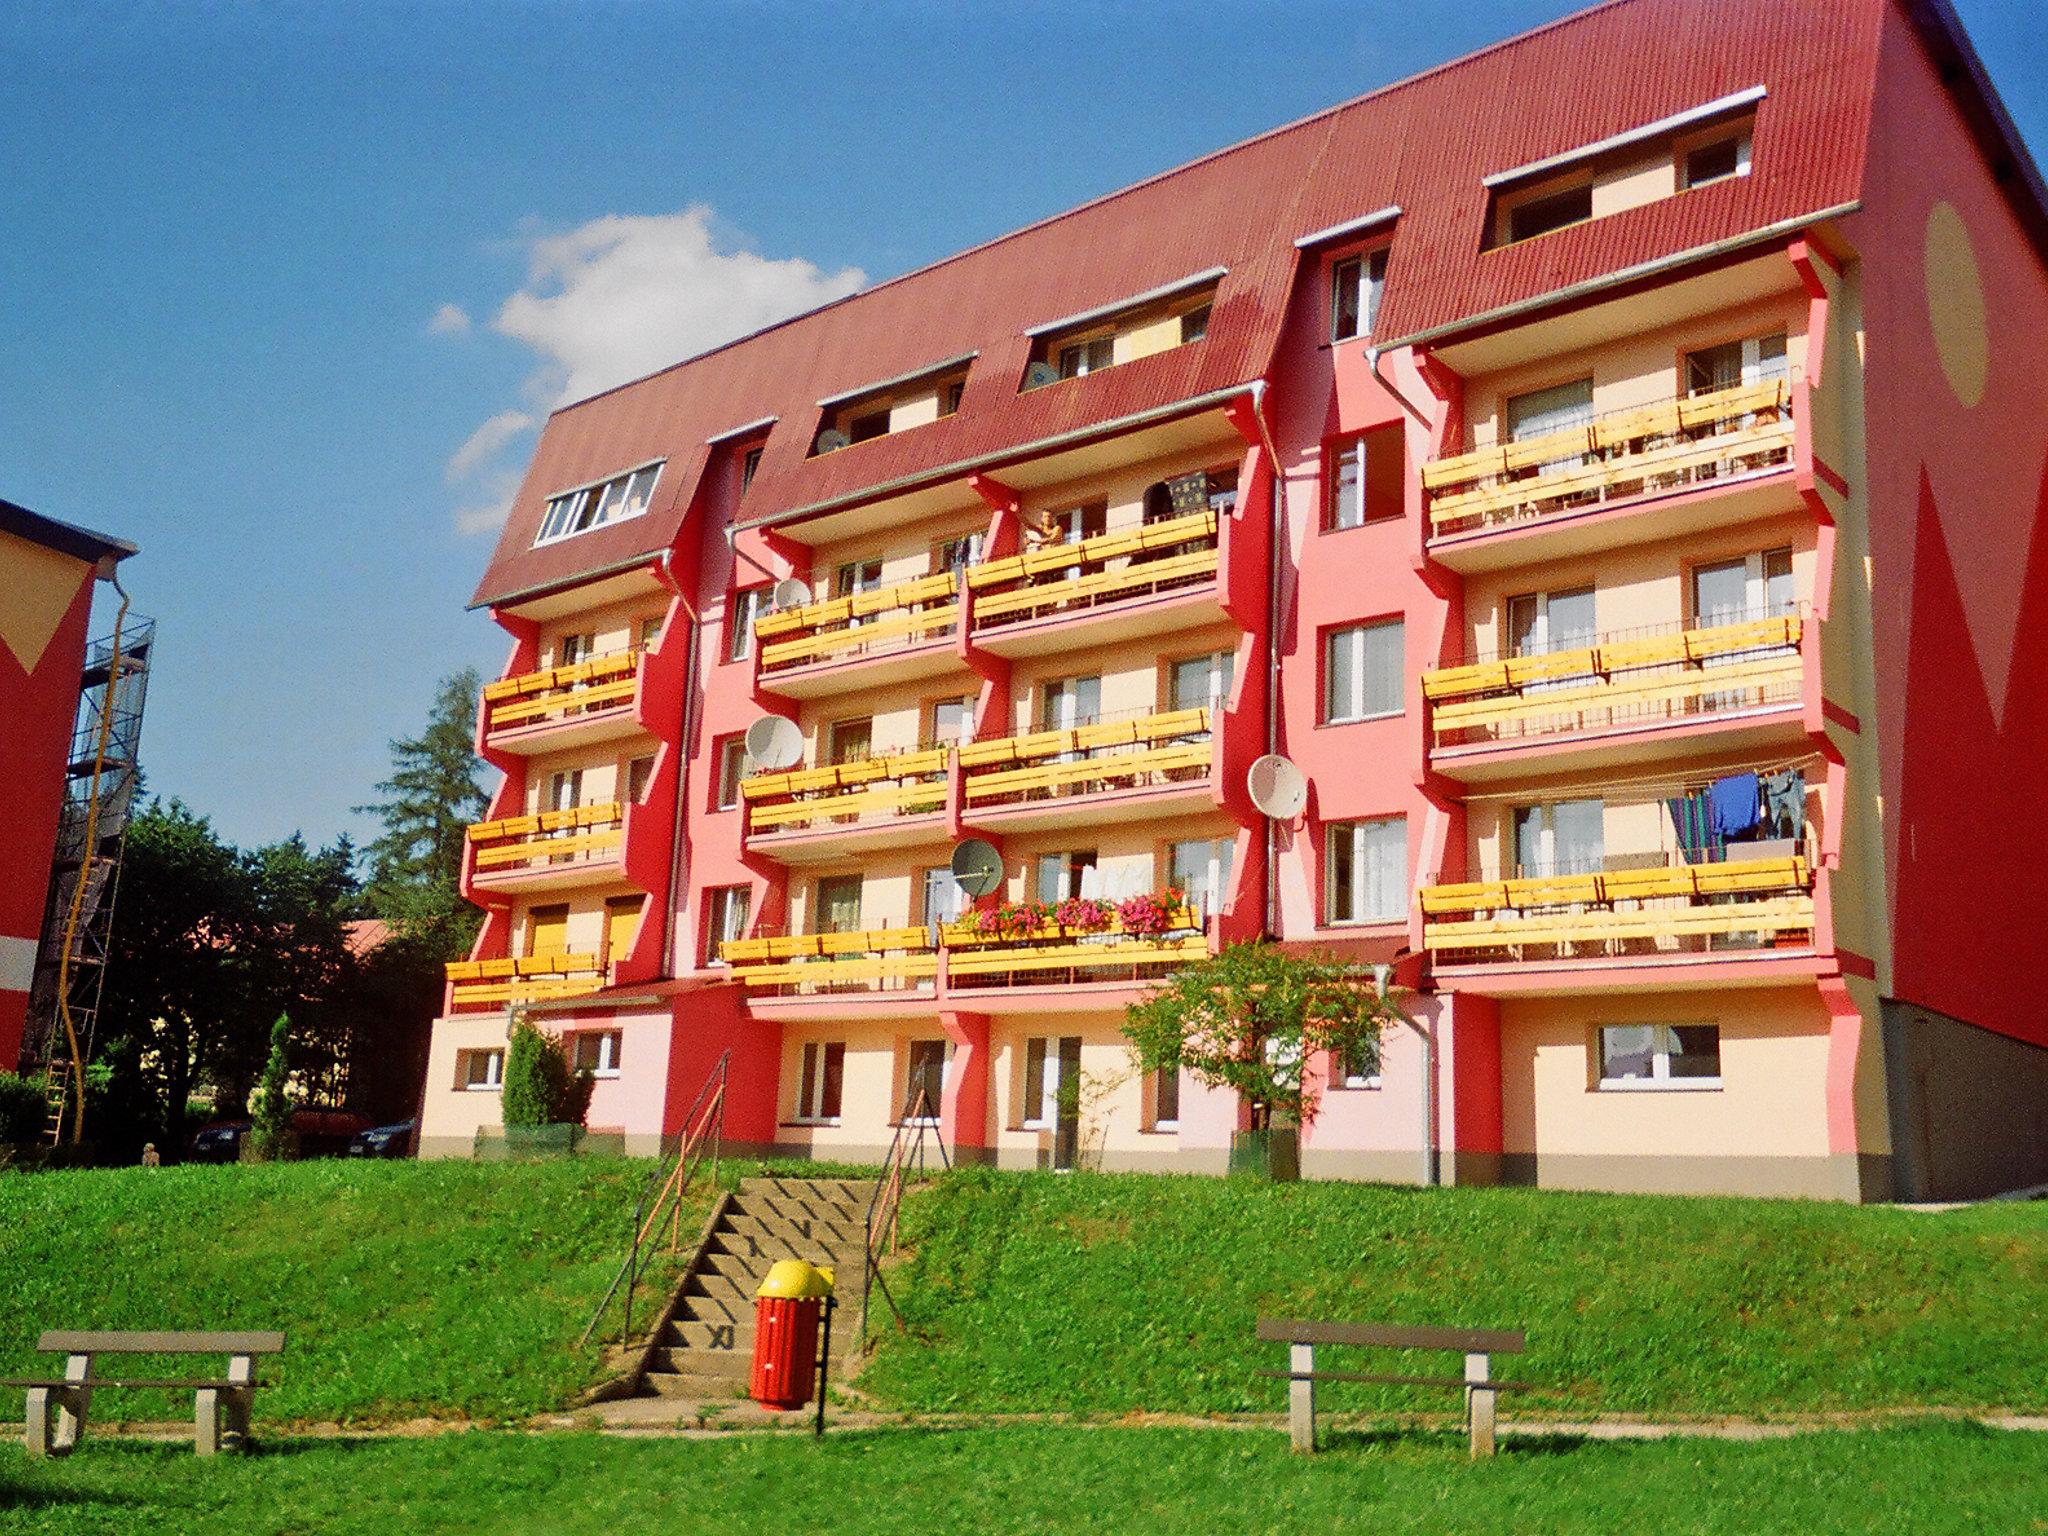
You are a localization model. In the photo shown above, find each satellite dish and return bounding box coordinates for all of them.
[743,715,804,771]
[1246,754,1308,820]
[815,428,852,454]
[948,838,1005,899]
[771,577,812,611]
[1022,360,1061,391]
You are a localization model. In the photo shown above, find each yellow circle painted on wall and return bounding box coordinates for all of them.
[1924,201,1989,408]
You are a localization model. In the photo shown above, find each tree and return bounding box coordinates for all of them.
[248,1015,294,1160]
[355,668,490,957]
[1122,941,1392,1130]
[501,1019,592,1130]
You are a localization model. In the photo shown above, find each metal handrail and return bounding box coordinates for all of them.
[860,1085,950,1339]
[579,1048,730,1349]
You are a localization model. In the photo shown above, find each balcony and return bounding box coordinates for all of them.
[754,572,962,697]
[960,707,1214,831]
[443,952,606,1013]
[482,651,645,754]
[466,802,625,892]
[719,927,939,998]
[742,747,952,862]
[1420,851,1815,972]
[1424,612,1806,779]
[1423,380,1797,570]
[965,509,1223,655]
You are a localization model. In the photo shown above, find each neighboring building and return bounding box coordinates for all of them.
[0,498,139,1076]
[421,0,2048,1201]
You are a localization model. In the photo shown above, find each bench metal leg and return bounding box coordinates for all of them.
[1288,1342,1316,1454]
[1464,1351,1496,1459]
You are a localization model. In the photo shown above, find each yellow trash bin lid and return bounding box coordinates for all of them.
[755,1258,835,1300]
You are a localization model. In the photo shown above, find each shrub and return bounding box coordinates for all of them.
[0,1072,49,1144]
[247,1014,295,1160]
[501,1020,592,1129]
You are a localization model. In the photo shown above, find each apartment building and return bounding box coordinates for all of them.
[421,0,2048,1202]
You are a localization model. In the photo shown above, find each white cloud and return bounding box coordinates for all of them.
[445,410,535,484]
[453,470,522,537]
[493,206,866,406]
[427,302,472,335]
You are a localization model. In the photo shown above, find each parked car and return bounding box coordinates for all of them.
[347,1119,417,1159]
[185,1107,376,1163]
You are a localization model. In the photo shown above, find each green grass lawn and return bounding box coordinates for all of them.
[0,1423,2041,1535]
[0,1158,715,1424]
[857,1169,2048,1417]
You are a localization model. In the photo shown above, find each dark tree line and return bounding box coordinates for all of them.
[87,670,489,1161]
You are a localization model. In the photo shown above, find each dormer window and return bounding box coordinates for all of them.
[1331,249,1388,342]
[810,354,974,455]
[1503,180,1593,244]
[1023,267,1225,391]
[533,461,663,547]
[1682,130,1751,190]
[1059,336,1114,379]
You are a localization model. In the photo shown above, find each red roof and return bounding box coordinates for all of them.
[471,0,1944,608]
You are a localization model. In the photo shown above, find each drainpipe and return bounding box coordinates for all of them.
[655,546,698,980]
[1374,961,1438,1188]
[1245,378,1285,941]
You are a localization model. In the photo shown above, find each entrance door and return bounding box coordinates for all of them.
[1051,1036,1083,1171]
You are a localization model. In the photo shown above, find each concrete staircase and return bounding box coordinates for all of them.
[639,1176,870,1401]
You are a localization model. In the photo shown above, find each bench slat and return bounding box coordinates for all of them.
[1255,1317,1525,1354]
[1253,1368,1535,1391]
[37,1330,286,1355]
[3,1378,269,1390]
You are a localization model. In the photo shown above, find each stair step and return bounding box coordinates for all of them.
[668,1318,755,1352]
[679,1280,752,1318]
[645,1369,751,1400]
[721,1213,865,1251]
[705,1233,860,1270]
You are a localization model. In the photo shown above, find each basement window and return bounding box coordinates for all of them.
[1596,1024,1721,1090]
[533,462,663,547]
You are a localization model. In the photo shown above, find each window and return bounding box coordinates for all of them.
[1503,181,1593,245]
[1513,799,1605,878]
[572,1031,623,1078]
[920,866,966,927]
[1169,651,1234,713]
[1682,133,1750,190]
[526,904,569,957]
[1205,465,1240,517]
[1324,620,1403,723]
[714,737,747,811]
[931,696,974,749]
[625,754,655,805]
[1325,817,1407,925]
[796,1041,845,1122]
[458,1049,504,1091]
[638,616,664,651]
[828,716,872,765]
[1058,335,1114,379]
[1508,586,1596,658]
[704,886,751,966]
[1019,1036,1080,1129]
[729,588,770,663]
[1691,548,1795,626]
[1337,1041,1381,1089]
[545,768,582,818]
[1506,378,1595,442]
[834,559,883,627]
[1047,500,1108,546]
[905,1040,947,1120]
[1597,1023,1721,1088]
[1170,837,1234,920]
[739,445,764,495]
[1034,849,1098,902]
[556,632,593,668]
[1684,333,1788,396]
[1180,305,1211,344]
[1040,675,1101,731]
[1326,424,1404,529]
[815,874,863,934]
[1330,249,1388,342]
[1151,1059,1180,1130]
[534,462,663,547]
[933,532,983,577]
[943,380,966,415]
[847,409,889,444]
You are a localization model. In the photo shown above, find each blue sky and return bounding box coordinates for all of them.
[3,0,2041,851]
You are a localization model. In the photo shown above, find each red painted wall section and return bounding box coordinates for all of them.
[664,984,780,1145]
[1855,3,2048,1048]
[0,547,92,1069]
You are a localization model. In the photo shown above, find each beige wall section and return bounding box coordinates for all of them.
[1465,291,1807,448]
[806,502,987,594]
[1458,511,1815,657]
[799,674,970,763]
[1004,619,1239,733]
[1590,153,1677,219]
[1498,986,1835,1192]
[534,593,667,665]
[774,1017,950,1157]
[418,1012,514,1157]
[504,881,642,959]
[1467,775,1822,881]
[986,1014,1181,1170]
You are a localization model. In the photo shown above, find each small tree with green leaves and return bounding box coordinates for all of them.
[247,1015,295,1160]
[1122,941,1392,1130]
[501,1019,593,1130]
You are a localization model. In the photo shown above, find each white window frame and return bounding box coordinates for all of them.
[1323,620,1404,724]
[795,1040,845,1124]
[533,461,663,549]
[1324,816,1408,926]
[705,885,751,966]
[1150,1061,1181,1131]
[715,738,747,811]
[572,1031,623,1079]
[1681,129,1752,190]
[1595,1023,1722,1091]
[1169,650,1235,714]
[459,1048,504,1092]
[1505,377,1595,443]
[1336,1044,1382,1090]
[1330,247,1388,342]
[1169,836,1234,923]
[729,588,769,663]
[1058,334,1114,379]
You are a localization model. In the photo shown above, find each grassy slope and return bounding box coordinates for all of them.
[1,1424,2043,1535]
[0,1160,712,1424]
[858,1169,2048,1416]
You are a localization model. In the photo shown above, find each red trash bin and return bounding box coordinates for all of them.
[750,1259,834,1410]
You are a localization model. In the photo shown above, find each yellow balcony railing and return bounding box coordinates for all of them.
[742,748,952,837]
[444,951,606,1009]
[965,510,1218,628]
[960,708,1211,808]
[467,802,625,875]
[755,571,960,674]
[482,651,640,733]
[1423,379,1795,538]
[719,926,939,992]
[1423,613,1804,749]
[1420,854,1815,961]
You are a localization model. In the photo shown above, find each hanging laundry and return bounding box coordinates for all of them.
[1667,791,1723,863]
[1759,770,1806,841]
[1707,771,1761,840]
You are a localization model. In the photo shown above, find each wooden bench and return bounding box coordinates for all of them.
[1256,1317,1529,1458]
[6,1330,285,1458]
